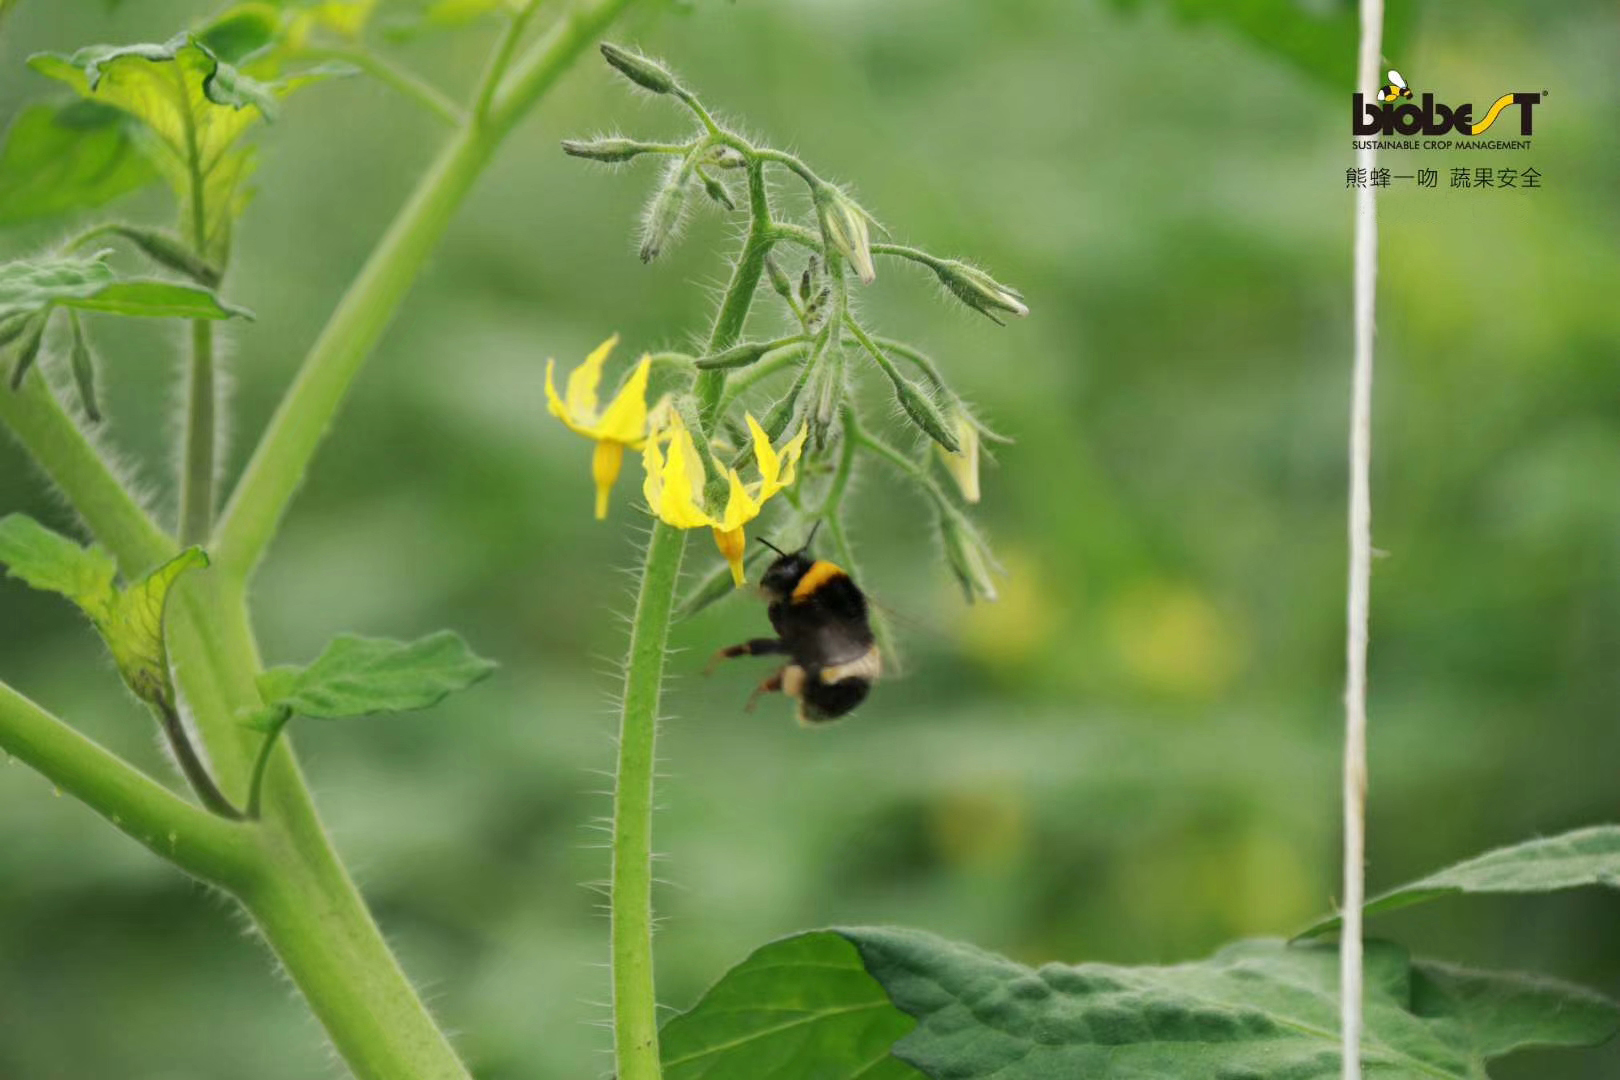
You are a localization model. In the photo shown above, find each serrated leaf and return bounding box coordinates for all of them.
[197,4,283,63]
[1110,0,1413,90]
[659,932,922,1080]
[257,631,496,720]
[667,928,1619,1080]
[0,515,206,710]
[29,33,327,263]
[0,101,161,227]
[1411,960,1620,1061]
[101,547,210,707]
[1300,825,1620,939]
[0,253,250,324]
[0,514,118,608]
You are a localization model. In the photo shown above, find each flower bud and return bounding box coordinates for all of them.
[937,406,981,503]
[765,255,796,307]
[705,145,747,170]
[6,312,47,391]
[599,43,679,95]
[939,513,1000,603]
[698,170,736,211]
[813,185,876,285]
[640,161,691,263]
[888,374,960,454]
[562,136,661,164]
[933,259,1028,323]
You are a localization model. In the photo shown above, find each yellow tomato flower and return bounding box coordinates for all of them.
[938,408,981,504]
[642,410,807,586]
[546,334,653,519]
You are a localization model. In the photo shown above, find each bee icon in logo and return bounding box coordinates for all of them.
[1378,69,1413,104]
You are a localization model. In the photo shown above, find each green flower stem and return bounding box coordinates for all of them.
[302,46,467,127]
[696,159,772,425]
[605,135,773,1080]
[0,679,255,887]
[715,343,809,414]
[611,520,686,1080]
[179,318,215,544]
[0,371,172,576]
[217,0,640,580]
[473,0,542,123]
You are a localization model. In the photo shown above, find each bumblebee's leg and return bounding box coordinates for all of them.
[743,668,786,712]
[745,664,806,714]
[704,637,787,674]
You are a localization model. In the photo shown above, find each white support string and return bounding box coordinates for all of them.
[1343,2,1384,1078]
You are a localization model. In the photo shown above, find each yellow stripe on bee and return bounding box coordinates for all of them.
[791,560,847,602]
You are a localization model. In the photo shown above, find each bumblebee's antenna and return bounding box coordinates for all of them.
[757,537,787,556]
[798,520,823,553]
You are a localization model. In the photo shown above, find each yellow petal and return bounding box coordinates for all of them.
[592,439,625,520]
[658,422,715,528]
[565,334,619,421]
[642,432,666,510]
[764,423,809,496]
[713,526,747,587]
[746,414,779,488]
[596,354,652,446]
[716,468,761,532]
[940,416,981,503]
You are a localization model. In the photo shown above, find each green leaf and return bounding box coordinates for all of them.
[0,252,250,324]
[257,631,497,719]
[1299,825,1620,939]
[666,929,1619,1080]
[29,33,327,263]
[197,4,283,64]
[1110,0,1414,89]
[659,931,923,1080]
[0,514,118,608]
[100,547,210,707]
[1411,960,1620,1061]
[0,102,161,226]
[0,515,207,710]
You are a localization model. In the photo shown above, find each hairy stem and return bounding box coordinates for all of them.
[611,521,686,1080]
[696,160,772,424]
[0,680,255,886]
[1343,1,1384,1077]
[179,318,215,544]
[217,0,640,580]
[0,371,172,576]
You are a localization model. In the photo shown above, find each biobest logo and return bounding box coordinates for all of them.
[1353,69,1541,137]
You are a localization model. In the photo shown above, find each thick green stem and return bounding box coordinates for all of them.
[0,371,172,576]
[212,124,495,578]
[0,680,255,887]
[611,521,686,1080]
[217,0,639,580]
[179,318,215,544]
[243,839,470,1080]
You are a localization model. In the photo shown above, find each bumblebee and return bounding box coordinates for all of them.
[706,533,881,724]
[1379,69,1412,103]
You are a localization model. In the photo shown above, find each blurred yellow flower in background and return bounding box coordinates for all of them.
[545,334,652,519]
[642,411,807,586]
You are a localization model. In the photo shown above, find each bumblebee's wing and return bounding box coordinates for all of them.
[1387,69,1408,91]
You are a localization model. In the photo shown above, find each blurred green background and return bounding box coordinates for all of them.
[2,1,1617,1077]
